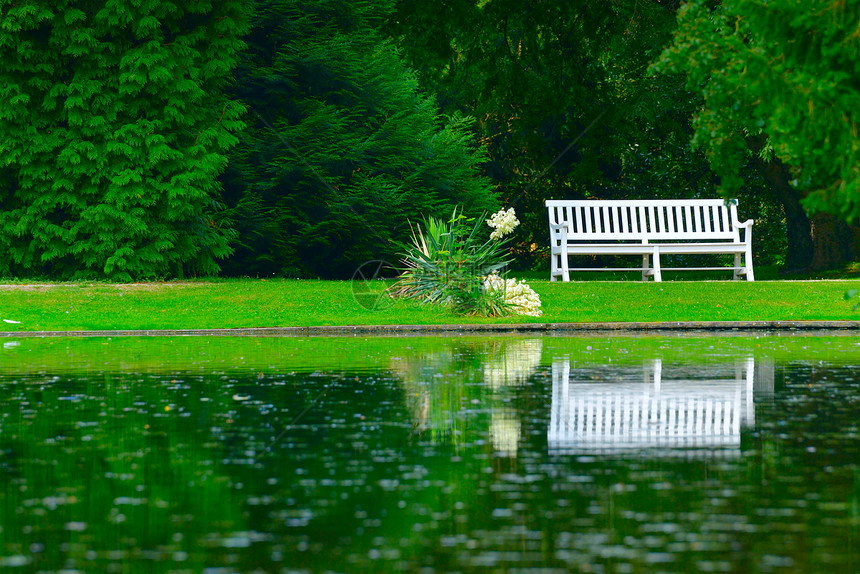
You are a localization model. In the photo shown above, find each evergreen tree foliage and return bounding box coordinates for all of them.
[386,0,718,269]
[220,0,498,279]
[0,0,250,280]
[387,0,816,270]
[655,0,860,223]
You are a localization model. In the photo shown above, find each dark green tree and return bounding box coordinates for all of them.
[387,0,834,272]
[654,0,860,270]
[0,0,250,280]
[386,0,743,270]
[220,0,498,279]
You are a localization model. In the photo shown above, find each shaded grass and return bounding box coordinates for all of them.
[1,275,859,332]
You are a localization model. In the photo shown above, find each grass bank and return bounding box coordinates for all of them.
[1,276,859,332]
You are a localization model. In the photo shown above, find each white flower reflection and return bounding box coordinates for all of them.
[490,408,521,457]
[483,338,543,390]
[393,339,543,459]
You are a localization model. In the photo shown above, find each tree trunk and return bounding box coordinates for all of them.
[750,153,814,271]
[810,212,860,270]
[745,134,860,271]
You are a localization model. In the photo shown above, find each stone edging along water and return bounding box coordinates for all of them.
[1,320,859,337]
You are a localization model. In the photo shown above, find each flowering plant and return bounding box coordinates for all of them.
[483,272,543,317]
[392,207,542,317]
[487,207,519,240]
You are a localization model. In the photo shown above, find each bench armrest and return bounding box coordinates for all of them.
[736,218,753,245]
[549,222,568,249]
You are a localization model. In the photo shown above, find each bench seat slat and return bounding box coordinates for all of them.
[563,244,661,255]
[563,243,748,254]
[564,267,752,272]
[659,267,750,271]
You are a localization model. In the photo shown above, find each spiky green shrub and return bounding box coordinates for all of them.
[392,208,513,316]
[0,0,251,280]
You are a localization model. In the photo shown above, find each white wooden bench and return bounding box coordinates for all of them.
[546,199,754,282]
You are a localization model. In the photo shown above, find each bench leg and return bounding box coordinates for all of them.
[550,252,570,282]
[652,247,662,282]
[560,251,570,282]
[733,251,755,281]
[641,251,662,282]
[745,247,755,281]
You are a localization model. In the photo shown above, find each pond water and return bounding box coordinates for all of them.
[0,333,858,573]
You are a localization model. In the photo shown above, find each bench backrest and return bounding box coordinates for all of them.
[546,199,741,242]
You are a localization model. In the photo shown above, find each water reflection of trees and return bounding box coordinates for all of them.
[2,340,858,573]
[391,338,543,457]
[0,373,246,571]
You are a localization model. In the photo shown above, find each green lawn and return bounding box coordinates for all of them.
[1,274,859,332]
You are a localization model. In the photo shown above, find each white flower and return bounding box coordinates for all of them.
[487,208,519,240]
[483,272,543,317]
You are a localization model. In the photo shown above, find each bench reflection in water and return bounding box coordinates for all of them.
[549,357,774,456]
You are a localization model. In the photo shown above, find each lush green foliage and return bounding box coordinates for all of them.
[220,0,498,279]
[655,0,860,222]
[3,0,857,280]
[386,1,720,267]
[0,0,251,280]
[387,0,860,272]
[391,209,510,316]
